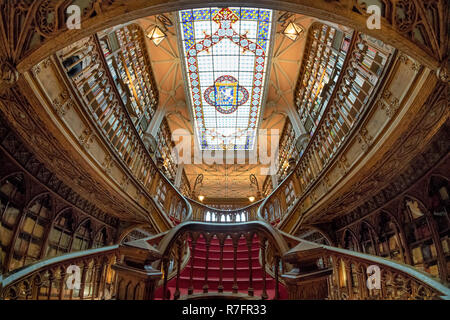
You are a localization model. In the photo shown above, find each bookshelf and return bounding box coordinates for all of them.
[295,23,353,135]
[403,199,440,278]
[97,24,158,138]
[378,212,403,263]
[155,118,178,181]
[277,119,299,181]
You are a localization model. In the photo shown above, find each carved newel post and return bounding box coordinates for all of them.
[112,239,162,300]
[282,241,332,300]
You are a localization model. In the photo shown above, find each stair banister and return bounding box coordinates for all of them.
[279,231,450,300]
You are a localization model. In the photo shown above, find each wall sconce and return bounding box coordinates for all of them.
[282,22,304,41]
[248,196,255,203]
[198,195,205,202]
[147,25,166,46]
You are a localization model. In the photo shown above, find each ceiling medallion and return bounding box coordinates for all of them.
[204,75,249,114]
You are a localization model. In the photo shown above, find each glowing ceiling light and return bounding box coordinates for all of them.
[147,26,166,46]
[248,196,255,202]
[198,195,205,202]
[283,22,304,41]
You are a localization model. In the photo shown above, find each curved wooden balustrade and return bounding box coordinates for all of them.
[156,221,289,300]
[1,246,119,300]
[257,32,396,226]
[3,222,449,300]
[188,199,263,223]
[280,232,450,300]
[54,31,192,227]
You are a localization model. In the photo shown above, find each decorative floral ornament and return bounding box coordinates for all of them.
[0,59,19,93]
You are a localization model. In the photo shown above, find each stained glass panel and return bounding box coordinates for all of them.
[179,7,273,150]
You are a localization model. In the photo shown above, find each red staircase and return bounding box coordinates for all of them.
[155,236,288,299]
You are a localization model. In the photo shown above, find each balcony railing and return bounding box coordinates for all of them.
[1,246,119,300]
[4,223,449,300]
[258,32,396,226]
[280,232,450,300]
[189,199,263,223]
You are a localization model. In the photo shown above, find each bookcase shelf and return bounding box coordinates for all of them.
[98,24,158,138]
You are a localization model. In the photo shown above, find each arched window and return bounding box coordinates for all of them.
[93,228,108,248]
[360,222,376,255]
[11,194,52,270]
[0,174,26,270]
[429,176,450,233]
[46,209,75,258]
[343,229,358,252]
[205,211,211,222]
[428,176,450,282]
[72,220,93,251]
[403,197,439,277]
[378,212,402,262]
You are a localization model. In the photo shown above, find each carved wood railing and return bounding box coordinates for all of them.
[155,221,290,300]
[54,34,192,226]
[257,33,396,226]
[1,246,119,300]
[189,199,263,223]
[280,232,450,300]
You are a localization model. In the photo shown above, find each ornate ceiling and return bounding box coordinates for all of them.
[139,10,317,199]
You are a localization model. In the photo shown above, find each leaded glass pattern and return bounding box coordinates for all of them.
[179,7,273,150]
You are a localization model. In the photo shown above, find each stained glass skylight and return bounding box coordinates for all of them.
[178,7,273,150]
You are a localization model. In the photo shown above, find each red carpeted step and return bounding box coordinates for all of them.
[155,236,288,300]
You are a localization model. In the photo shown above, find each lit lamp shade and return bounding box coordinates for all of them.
[283,22,304,41]
[198,195,205,202]
[248,196,256,203]
[147,26,166,46]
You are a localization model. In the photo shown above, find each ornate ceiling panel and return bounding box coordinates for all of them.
[179,7,274,151]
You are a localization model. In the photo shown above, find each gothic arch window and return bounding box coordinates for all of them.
[11,194,52,270]
[428,175,450,233]
[343,229,358,252]
[72,219,93,252]
[428,175,450,281]
[378,211,403,262]
[0,173,26,270]
[360,222,377,255]
[205,211,212,222]
[402,197,439,277]
[46,209,75,258]
[93,228,108,248]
